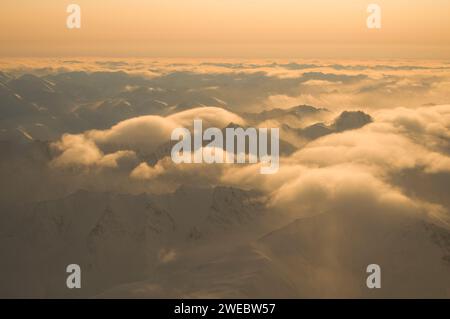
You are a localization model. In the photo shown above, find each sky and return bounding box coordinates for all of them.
[1,0,450,59]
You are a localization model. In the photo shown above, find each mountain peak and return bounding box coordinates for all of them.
[333,111,373,132]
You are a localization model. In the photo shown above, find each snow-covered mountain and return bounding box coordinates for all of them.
[97,203,450,298]
[0,186,269,298]
[1,65,449,299]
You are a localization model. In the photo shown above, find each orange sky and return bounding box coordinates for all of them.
[1,0,450,58]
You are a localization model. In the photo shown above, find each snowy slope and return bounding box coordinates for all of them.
[97,205,450,298]
[0,186,268,297]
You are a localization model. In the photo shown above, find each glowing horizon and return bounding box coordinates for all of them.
[1,0,450,58]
